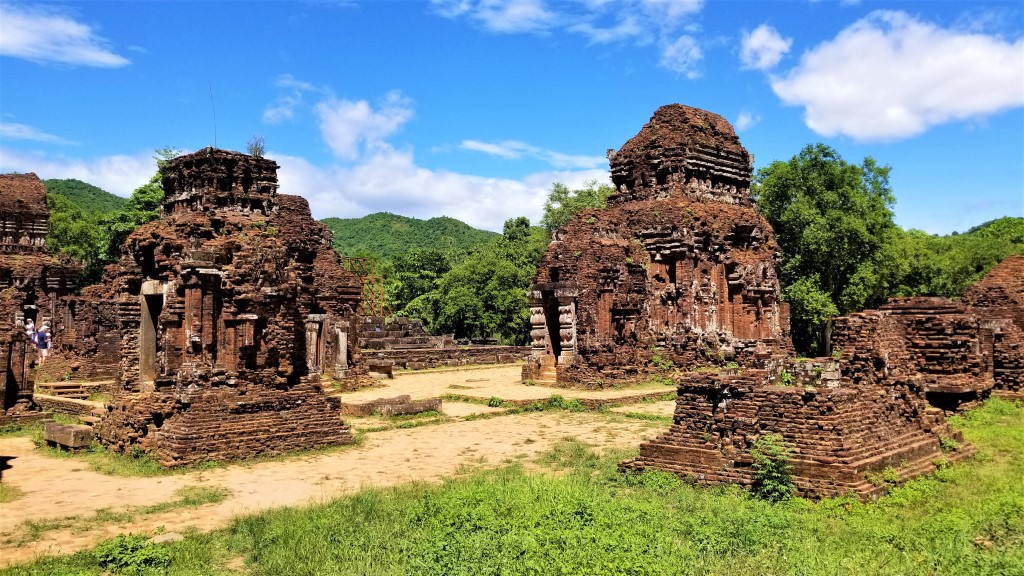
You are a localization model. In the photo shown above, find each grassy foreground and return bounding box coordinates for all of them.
[3,399,1023,576]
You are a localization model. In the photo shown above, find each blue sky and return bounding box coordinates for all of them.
[1,0,1021,233]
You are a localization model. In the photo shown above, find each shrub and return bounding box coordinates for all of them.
[487,396,503,408]
[779,369,794,387]
[650,353,673,371]
[95,534,171,575]
[750,434,794,502]
[940,436,961,452]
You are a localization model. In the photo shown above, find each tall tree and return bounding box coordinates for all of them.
[46,194,107,284]
[432,217,548,344]
[753,143,900,353]
[541,180,614,234]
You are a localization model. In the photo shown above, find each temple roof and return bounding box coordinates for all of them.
[0,173,49,218]
[613,104,749,160]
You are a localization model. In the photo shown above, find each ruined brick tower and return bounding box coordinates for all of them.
[523,104,789,387]
[0,174,79,419]
[96,148,361,464]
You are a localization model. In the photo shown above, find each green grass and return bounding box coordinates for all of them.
[0,483,25,503]
[3,398,1023,575]
[2,486,232,547]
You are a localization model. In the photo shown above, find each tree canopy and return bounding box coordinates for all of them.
[322,212,497,262]
[43,178,127,216]
[540,180,614,233]
[753,143,900,352]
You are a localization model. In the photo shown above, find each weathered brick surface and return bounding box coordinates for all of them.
[376,397,442,417]
[832,297,994,410]
[50,287,121,381]
[0,174,79,415]
[34,394,101,416]
[359,316,454,350]
[94,148,361,465]
[525,105,789,388]
[366,346,529,370]
[622,369,969,499]
[339,395,412,416]
[963,255,1024,397]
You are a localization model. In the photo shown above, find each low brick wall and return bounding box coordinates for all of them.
[34,394,103,417]
[362,346,529,370]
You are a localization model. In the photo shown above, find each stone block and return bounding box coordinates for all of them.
[44,422,93,449]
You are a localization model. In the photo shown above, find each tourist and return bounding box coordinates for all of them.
[34,324,51,366]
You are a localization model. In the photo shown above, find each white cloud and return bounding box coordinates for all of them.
[0,122,76,145]
[734,111,760,131]
[436,0,706,77]
[0,4,129,67]
[315,91,415,160]
[0,148,155,196]
[263,74,323,124]
[638,0,702,25]
[274,147,608,231]
[740,24,791,71]
[569,15,643,44]
[771,10,1024,142]
[659,35,702,77]
[460,139,606,169]
[431,0,556,34]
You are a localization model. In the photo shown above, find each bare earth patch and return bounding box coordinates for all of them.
[0,403,664,565]
[338,364,674,403]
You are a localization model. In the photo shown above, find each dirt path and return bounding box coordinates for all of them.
[341,364,675,403]
[0,411,663,566]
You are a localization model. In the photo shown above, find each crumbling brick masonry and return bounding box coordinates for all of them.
[523,104,790,388]
[0,174,79,421]
[95,148,362,465]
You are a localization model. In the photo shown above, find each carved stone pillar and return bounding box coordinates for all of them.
[305,314,326,372]
[557,299,577,361]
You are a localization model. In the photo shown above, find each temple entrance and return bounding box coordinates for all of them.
[542,292,562,362]
[140,293,164,383]
[3,356,18,409]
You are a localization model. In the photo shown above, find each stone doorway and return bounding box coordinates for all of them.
[542,292,562,362]
[140,293,164,384]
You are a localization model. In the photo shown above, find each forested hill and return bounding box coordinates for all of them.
[43,178,127,216]
[321,212,498,260]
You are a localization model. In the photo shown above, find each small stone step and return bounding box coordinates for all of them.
[79,416,102,425]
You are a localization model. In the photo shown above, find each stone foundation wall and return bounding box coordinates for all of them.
[364,346,528,370]
[34,394,99,417]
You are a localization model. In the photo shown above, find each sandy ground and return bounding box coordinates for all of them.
[343,364,675,403]
[609,400,676,416]
[0,365,670,566]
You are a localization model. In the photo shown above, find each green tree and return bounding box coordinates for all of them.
[753,144,900,353]
[541,180,614,234]
[46,194,107,284]
[891,219,1024,298]
[101,148,181,262]
[432,217,548,344]
[102,174,164,261]
[388,248,456,316]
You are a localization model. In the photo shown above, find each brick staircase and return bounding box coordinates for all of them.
[534,356,558,386]
[35,382,89,399]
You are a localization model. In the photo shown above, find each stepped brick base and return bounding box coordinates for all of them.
[621,371,970,499]
[97,383,352,466]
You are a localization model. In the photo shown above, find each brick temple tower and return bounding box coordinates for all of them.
[96,148,363,464]
[0,174,79,419]
[523,104,790,387]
